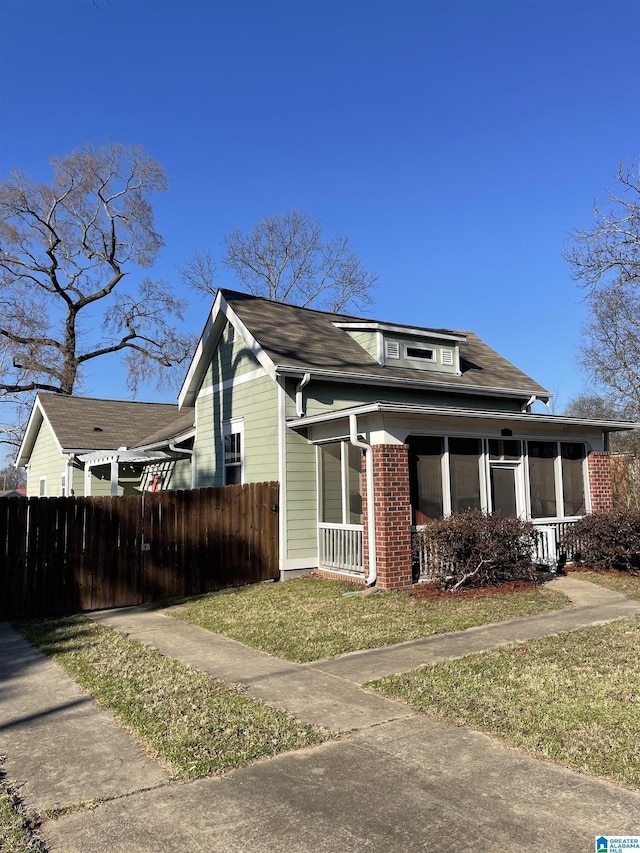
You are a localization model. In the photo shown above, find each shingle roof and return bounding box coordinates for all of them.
[37,394,195,452]
[222,290,550,397]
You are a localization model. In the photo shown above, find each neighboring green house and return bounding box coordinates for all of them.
[17,395,195,498]
[16,288,639,589]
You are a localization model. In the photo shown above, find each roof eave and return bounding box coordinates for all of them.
[133,427,196,452]
[275,365,550,402]
[287,402,640,432]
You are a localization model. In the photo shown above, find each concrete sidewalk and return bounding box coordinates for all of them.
[1,576,639,852]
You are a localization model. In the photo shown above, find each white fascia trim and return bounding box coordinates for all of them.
[275,365,549,402]
[278,379,288,573]
[197,367,268,400]
[287,402,640,432]
[16,395,64,466]
[333,321,467,343]
[179,290,224,409]
[179,292,277,409]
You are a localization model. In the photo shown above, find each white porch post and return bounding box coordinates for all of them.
[110,459,119,496]
[84,462,92,496]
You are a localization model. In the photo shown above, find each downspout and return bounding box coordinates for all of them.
[169,442,197,489]
[296,372,311,417]
[349,413,376,586]
[66,454,75,496]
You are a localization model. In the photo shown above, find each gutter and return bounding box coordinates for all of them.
[276,364,551,403]
[296,372,311,417]
[169,441,197,489]
[349,413,376,586]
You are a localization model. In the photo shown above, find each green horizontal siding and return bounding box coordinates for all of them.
[195,373,278,487]
[26,421,65,496]
[284,427,317,562]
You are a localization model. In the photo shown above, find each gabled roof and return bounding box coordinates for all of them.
[16,393,195,467]
[179,289,550,408]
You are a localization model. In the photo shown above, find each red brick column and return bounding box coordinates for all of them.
[587,451,614,513]
[367,444,413,590]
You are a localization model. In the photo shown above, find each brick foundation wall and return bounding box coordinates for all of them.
[367,444,413,590]
[587,451,614,513]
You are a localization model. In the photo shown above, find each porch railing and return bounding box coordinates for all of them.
[412,517,581,581]
[318,523,364,575]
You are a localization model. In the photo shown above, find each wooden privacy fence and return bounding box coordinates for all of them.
[0,483,279,619]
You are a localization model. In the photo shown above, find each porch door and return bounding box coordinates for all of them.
[490,464,522,518]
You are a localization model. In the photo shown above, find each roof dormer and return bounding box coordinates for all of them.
[333,321,465,375]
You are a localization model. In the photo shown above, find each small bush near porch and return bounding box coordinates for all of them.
[413,510,538,591]
[565,509,640,573]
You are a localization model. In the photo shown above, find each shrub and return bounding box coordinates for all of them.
[565,509,640,573]
[413,510,538,591]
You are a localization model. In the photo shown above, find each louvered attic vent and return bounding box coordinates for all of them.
[385,341,400,359]
[441,348,454,366]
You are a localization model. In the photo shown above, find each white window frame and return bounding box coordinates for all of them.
[405,344,436,363]
[61,472,67,496]
[223,418,244,485]
[39,476,46,497]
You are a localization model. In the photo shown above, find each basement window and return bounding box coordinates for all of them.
[405,345,435,362]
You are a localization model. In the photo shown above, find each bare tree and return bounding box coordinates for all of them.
[0,144,194,426]
[218,209,377,313]
[565,161,640,410]
[0,462,26,490]
[565,393,640,508]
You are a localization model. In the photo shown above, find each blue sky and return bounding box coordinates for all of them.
[1,0,639,419]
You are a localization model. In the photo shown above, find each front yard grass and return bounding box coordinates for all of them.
[368,591,640,789]
[160,576,568,662]
[16,616,332,781]
[0,780,39,853]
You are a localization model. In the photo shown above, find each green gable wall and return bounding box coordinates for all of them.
[26,419,66,496]
[344,330,379,361]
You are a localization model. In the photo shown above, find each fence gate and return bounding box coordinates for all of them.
[0,483,279,619]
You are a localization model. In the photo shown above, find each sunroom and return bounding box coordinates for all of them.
[289,402,634,589]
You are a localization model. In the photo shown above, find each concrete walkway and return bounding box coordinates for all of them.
[1,576,639,852]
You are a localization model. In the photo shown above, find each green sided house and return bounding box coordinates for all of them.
[17,395,196,498]
[17,288,639,590]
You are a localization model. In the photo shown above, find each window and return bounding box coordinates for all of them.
[409,435,587,524]
[561,442,586,516]
[528,441,557,518]
[61,473,67,496]
[39,477,46,497]
[223,420,243,485]
[319,442,363,525]
[449,438,482,512]
[408,437,444,523]
[405,345,435,362]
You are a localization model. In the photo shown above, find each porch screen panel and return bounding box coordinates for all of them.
[320,443,342,523]
[347,444,363,524]
[408,437,444,523]
[449,438,482,512]
[561,443,586,516]
[528,441,557,518]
